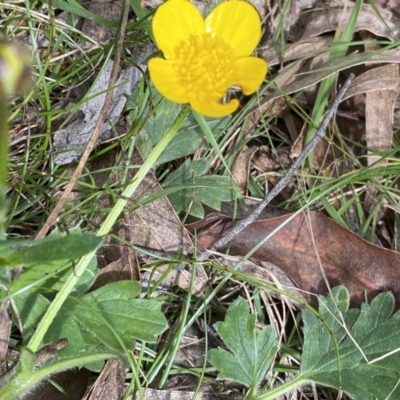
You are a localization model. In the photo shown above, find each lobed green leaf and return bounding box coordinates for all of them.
[209,297,278,389]
[300,286,400,400]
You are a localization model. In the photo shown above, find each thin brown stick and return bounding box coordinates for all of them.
[36,0,130,239]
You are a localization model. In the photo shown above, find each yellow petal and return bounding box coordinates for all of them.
[205,1,262,58]
[190,97,239,118]
[230,57,267,94]
[152,0,205,59]
[148,58,189,103]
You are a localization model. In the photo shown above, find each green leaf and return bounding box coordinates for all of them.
[300,286,400,400]
[131,85,231,166]
[9,257,98,334]
[52,0,118,28]
[13,292,50,333]
[11,257,98,297]
[0,234,102,268]
[209,297,278,388]
[163,158,239,218]
[135,97,206,165]
[44,281,168,368]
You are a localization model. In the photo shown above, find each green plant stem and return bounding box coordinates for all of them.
[0,97,9,240]
[253,376,309,400]
[27,105,190,353]
[191,110,231,173]
[0,352,120,400]
[157,265,196,388]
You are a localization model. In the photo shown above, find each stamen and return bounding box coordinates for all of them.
[173,34,234,101]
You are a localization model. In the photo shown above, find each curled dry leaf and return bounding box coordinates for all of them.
[345,65,400,99]
[0,301,11,362]
[373,0,400,18]
[363,62,399,216]
[190,212,400,307]
[299,4,400,40]
[83,360,126,400]
[361,33,400,216]
[231,146,258,194]
[364,63,399,165]
[260,36,333,67]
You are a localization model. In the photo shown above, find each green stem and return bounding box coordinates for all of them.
[0,352,120,400]
[191,110,231,173]
[253,375,309,400]
[157,265,196,388]
[27,105,190,353]
[0,97,9,240]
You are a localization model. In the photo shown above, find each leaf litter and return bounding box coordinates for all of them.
[190,210,400,307]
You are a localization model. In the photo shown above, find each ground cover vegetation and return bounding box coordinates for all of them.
[1,0,400,399]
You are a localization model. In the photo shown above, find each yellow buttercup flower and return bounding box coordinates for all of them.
[148,0,267,117]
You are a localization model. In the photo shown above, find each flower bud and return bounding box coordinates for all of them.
[0,40,31,98]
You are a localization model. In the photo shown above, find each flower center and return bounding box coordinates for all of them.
[173,34,235,101]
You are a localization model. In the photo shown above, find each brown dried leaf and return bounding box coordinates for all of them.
[35,339,69,366]
[260,36,333,67]
[365,64,399,165]
[345,65,400,98]
[299,4,400,40]
[227,258,307,305]
[360,34,400,215]
[92,241,139,291]
[254,46,400,126]
[135,389,238,400]
[287,47,400,99]
[372,0,400,18]
[0,301,11,362]
[128,150,193,255]
[81,0,121,45]
[193,212,400,307]
[83,360,126,400]
[231,146,258,194]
